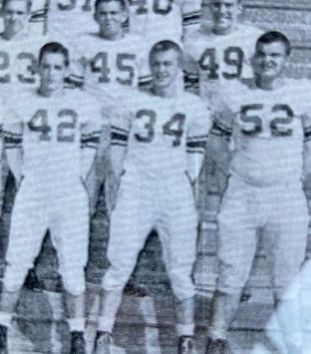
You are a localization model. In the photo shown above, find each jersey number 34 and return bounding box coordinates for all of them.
[134,109,185,146]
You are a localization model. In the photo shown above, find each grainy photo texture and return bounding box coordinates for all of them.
[0,0,310,353]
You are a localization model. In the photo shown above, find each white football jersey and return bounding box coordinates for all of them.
[0,34,44,88]
[111,90,211,178]
[128,0,201,43]
[184,24,263,101]
[214,79,311,186]
[0,33,74,90]
[73,32,150,96]
[3,87,101,184]
[46,0,97,39]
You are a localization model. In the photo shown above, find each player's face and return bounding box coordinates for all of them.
[252,41,288,80]
[207,0,241,34]
[39,53,67,95]
[94,1,126,38]
[3,0,29,37]
[150,49,180,89]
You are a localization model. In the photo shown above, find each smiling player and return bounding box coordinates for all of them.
[0,42,102,354]
[92,40,211,354]
[205,31,311,354]
[71,0,150,97]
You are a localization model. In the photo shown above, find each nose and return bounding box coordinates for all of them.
[218,3,227,14]
[105,12,113,20]
[10,12,18,20]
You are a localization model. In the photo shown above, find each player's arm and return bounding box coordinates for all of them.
[2,122,23,186]
[104,109,130,213]
[183,42,200,93]
[186,99,212,184]
[81,120,101,181]
[302,114,311,195]
[138,41,153,91]
[110,116,130,180]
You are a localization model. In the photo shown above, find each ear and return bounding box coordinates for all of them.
[121,7,129,24]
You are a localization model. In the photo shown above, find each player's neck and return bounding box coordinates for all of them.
[37,86,65,98]
[255,76,284,91]
[152,84,177,98]
[98,29,124,41]
[212,24,238,36]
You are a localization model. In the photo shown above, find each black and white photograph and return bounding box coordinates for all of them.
[0,0,311,353]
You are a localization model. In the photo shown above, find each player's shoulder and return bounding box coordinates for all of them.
[65,88,101,107]
[181,90,206,107]
[236,23,264,37]
[183,27,206,49]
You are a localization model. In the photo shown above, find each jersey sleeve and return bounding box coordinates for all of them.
[186,97,211,181]
[210,88,235,137]
[137,38,152,90]
[1,97,23,150]
[110,105,131,149]
[183,36,200,91]
[187,98,211,154]
[303,113,311,143]
[182,0,201,31]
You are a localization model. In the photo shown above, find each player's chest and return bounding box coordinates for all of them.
[53,0,94,13]
[87,46,140,85]
[0,44,39,85]
[233,99,303,139]
[196,39,252,81]
[129,0,179,17]
[23,104,82,144]
[131,103,189,147]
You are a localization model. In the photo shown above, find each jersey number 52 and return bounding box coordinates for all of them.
[240,104,294,136]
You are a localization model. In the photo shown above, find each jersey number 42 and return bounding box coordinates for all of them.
[28,109,78,142]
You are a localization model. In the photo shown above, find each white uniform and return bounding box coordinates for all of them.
[184,23,263,200]
[0,34,43,88]
[2,88,101,295]
[184,24,263,103]
[73,32,150,98]
[212,79,310,299]
[103,90,211,301]
[128,0,201,44]
[46,0,97,39]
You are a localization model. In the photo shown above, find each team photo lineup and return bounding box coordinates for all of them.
[0,0,310,353]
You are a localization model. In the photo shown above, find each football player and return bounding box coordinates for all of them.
[92,40,211,354]
[205,31,311,354]
[0,42,102,354]
[128,0,201,44]
[0,0,43,277]
[184,0,263,198]
[70,0,152,215]
[71,0,151,95]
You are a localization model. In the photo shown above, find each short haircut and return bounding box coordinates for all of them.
[256,31,291,56]
[94,0,127,12]
[2,0,32,13]
[38,42,69,67]
[149,40,183,66]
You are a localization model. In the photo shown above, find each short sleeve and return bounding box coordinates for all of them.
[187,97,211,154]
[109,103,131,148]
